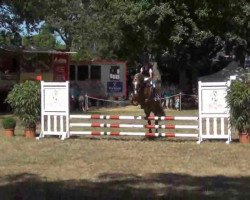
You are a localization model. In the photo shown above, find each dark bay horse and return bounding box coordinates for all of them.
[131,73,165,133]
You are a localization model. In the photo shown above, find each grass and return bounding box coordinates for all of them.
[0,106,249,199]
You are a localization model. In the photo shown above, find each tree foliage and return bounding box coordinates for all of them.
[0,0,45,34]
[5,81,41,129]
[22,24,59,48]
[1,0,249,79]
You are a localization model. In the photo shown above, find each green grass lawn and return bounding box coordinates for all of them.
[0,106,249,199]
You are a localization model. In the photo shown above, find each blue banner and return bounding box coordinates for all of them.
[107,81,123,93]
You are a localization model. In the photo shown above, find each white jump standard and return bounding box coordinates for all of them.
[39,80,232,143]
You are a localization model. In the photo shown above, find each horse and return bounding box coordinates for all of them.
[131,73,165,133]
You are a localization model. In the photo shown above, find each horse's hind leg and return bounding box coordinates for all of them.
[154,102,165,135]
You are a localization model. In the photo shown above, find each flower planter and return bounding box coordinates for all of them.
[4,129,15,137]
[239,133,250,144]
[24,128,36,138]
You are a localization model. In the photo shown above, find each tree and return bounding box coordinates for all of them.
[22,24,59,48]
[1,0,249,87]
[0,0,46,37]
[108,0,250,87]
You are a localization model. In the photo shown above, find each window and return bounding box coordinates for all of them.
[90,65,101,80]
[69,65,76,80]
[77,65,89,80]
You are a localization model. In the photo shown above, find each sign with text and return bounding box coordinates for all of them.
[109,66,120,80]
[107,81,123,93]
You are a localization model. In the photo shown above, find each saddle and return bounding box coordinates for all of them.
[143,83,159,103]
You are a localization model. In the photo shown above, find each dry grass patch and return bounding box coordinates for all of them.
[0,106,249,199]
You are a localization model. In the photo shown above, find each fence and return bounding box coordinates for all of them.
[39,81,233,144]
[69,114,199,139]
[78,92,197,112]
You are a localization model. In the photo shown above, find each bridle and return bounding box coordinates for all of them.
[131,73,144,105]
[133,80,139,95]
[133,74,143,96]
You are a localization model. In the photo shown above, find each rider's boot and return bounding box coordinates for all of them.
[152,87,160,101]
[151,87,156,101]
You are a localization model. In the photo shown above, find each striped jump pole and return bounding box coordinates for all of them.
[70,122,198,130]
[70,115,198,121]
[69,131,198,138]
[69,114,199,139]
[70,115,145,120]
[148,116,198,121]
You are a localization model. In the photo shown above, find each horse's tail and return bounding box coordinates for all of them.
[159,106,165,116]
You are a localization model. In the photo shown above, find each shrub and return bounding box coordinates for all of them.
[2,117,16,129]
[226,80,250,133]
[5,81,41,129]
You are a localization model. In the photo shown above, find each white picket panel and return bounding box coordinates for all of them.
[38,81,69,140]
[198,81,232,144]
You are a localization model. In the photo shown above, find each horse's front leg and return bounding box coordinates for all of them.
[144,110,152,133]
[147,118,152,133]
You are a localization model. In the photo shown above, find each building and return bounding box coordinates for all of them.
[69,60,127,100]
[0,45,73,111]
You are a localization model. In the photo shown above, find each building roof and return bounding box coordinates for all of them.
[0,45,76,54]
[199,61,247,82]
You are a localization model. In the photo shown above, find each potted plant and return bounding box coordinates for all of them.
[2,116,16,137]
[5,80,41,138]
[226,79,250,143]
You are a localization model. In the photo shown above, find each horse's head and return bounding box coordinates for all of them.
[131,73,144,106]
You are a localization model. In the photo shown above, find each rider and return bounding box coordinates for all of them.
[140,61,158,101]
[140,62,153,84]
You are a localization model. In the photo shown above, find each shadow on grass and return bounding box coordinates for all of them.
[0,172,250,200]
